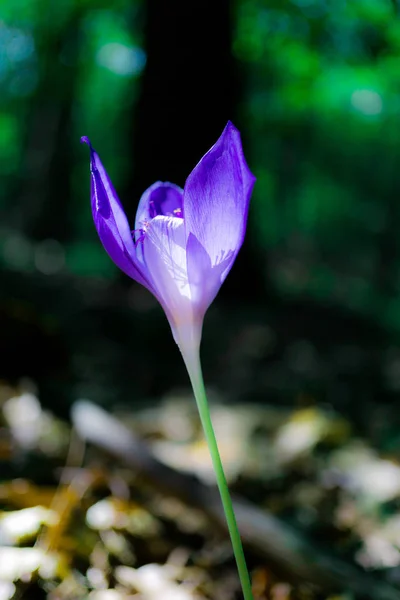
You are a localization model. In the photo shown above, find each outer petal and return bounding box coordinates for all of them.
[135,182,184,233]
[81,137,153,291]
[142,216,193,327]
[183,121,255,282]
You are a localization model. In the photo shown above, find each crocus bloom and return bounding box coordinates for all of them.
[82,124,256,599]
[81,122,255,351]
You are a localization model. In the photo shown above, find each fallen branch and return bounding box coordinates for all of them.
[71,400,399,600]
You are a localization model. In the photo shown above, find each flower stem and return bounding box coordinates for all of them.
[179,340,254,600]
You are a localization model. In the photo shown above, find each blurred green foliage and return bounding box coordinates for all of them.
[0,0,144,275]
[1,0,400,319]
[1,0,400,412]
[235,0,400,329]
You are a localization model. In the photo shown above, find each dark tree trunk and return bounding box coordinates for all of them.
[129,0,236,194]
[125,0,265,303]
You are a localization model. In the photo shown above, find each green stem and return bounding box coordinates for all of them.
[178,336,254,600]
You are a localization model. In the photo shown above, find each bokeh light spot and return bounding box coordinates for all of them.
[351,89,383,116]
[96,43,146,77]
[34,239,65,275]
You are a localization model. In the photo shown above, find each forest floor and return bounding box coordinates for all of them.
[0,381,399,600]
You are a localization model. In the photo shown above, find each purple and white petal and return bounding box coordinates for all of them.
[183,122,255,282]
[142,215,192,326]
[81,137,153,291]
[186,234,232,316]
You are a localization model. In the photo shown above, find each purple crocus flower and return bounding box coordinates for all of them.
[81,122,255,350]
[82,124,256,597]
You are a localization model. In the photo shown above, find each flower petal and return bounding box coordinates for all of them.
[81,137,152,290]
[186,233,233,316]
[183,121,255,281]
[135,182,184,233]
[142,216,192,326]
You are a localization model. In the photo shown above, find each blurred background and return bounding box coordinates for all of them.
[2,0,400,596]
[1,0,400,433]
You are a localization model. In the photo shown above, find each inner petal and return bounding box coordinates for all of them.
[135,182,184,234]
[143,215,191,305]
